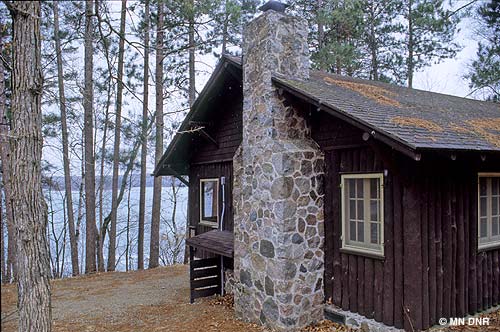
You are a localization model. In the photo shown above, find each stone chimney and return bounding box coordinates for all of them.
[232,1,325,330]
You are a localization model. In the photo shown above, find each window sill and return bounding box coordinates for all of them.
[339,247,384,260]
[478,242,500,252]
[199,221,218,228]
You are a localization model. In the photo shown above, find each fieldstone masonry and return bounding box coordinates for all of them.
[232,8,325,331]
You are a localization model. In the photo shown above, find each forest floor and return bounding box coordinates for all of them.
[1,265,499,332]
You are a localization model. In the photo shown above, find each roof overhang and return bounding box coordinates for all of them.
[154,55,242,177]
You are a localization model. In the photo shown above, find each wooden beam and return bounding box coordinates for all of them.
[189,120,212,127]
[165,164,189,186]
[198,128,218,148]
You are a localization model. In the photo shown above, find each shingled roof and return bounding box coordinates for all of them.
[155,55,500,176]
[273,72,500,153]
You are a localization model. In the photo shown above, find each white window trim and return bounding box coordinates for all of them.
[477,173,500,250]
[199,178,219,228]
[341,173,385,257]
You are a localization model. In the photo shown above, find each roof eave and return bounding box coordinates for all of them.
[153,55,242,177]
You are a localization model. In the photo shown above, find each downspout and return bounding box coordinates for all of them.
[220,176,226,294]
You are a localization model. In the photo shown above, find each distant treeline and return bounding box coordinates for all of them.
[42,175,186,191]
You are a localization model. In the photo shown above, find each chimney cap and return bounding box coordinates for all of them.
[259,1,289,13]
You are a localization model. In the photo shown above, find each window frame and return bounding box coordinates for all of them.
[477,172,500,250]
[199,178,219,228]
[340,173,385,258]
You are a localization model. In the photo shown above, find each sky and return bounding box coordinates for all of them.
[411,15,479,98]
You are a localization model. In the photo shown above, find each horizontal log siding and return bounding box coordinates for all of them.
[190,83,242,164]
[186,78,242,259]
[189,162,234,233]
[312,110,500,331]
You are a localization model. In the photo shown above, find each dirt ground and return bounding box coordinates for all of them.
[1,265,499,332]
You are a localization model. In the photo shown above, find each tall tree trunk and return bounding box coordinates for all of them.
[317,0,324,50]
[94,0,112,273]
[76,142,85,273]
[125,171,132,272]
[53,0,79,276]
[188,0,196,107]
[0,174,4,282]
[107,0,127,272]
[368,3,378,81]
[96,82,109,273]
[407,0,414,88]
[0,31,16,283]
[8,1,52,331]
[149,0,164,269]
[221,0,228,55]
[138,0,150,270]
[0,30,7,283]
[182,0,196,265]
[84,0,97,274]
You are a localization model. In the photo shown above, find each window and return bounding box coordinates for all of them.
[478,173,500,250]
[341,173,384,257]
[200,178,219,227]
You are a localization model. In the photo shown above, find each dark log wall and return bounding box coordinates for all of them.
[187,76,242,238]
[190,79,242,164]
[312,110,500,331]
[189,162,234,234]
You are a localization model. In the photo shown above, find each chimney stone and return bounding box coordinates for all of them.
[232,6,325,331]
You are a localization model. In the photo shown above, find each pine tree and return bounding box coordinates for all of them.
[361,0,402,81]
[4,1,52,330]
[137,0,150,270]
[400,0,462,87]
[84,0,97,274]
[149,0,165,269]
[52,0,80,276]
[107,0,127,272]
[466,0,500,100]
[0,6,16,282]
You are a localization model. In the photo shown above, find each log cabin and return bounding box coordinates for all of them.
[154,2,500,331]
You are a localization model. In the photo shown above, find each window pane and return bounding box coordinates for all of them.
[349,179,356,198]
[480,197,487,218]
[493,196,498,216]
[357,221,364,242]
[370,200,378,222]
[357,179,364,198]
[492,178,499,195]
[480,177,487,196]
[357,200,364,220]
[370,178,379,199]
[480,218,488,238]
[350,220,356,241]
[349,200,356,220]
[202,181,217,220]
[370,223,378,244]
[492,217,499,236]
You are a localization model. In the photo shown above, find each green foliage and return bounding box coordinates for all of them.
[397,0,462,86]
[292,0,463,86]
[466,0,500,101]
[313,0,365,75]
